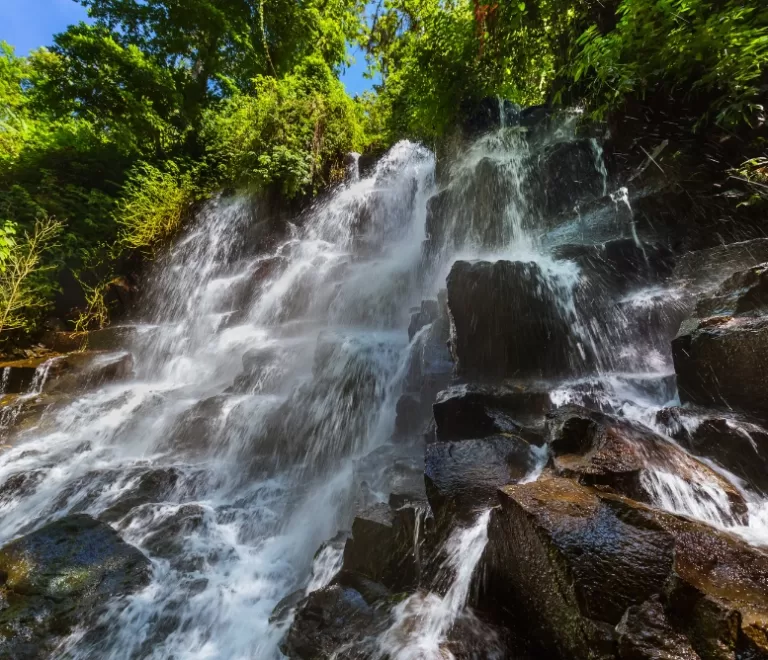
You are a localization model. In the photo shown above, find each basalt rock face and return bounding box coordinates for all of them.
[483,475,768,660]
[673,263,768,419]
[0,515,150,659]
[656,407,768,494]
[447,260,573,379]
[547,406,748,522]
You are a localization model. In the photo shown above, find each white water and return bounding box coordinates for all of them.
[376,510,502,660]
[2,120,768,659]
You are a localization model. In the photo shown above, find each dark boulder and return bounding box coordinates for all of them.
[460,97,521,136]
[547,406,748,523]
[656,407,768,494]
[99,467,183,522]
[446,260,573,379]
[159,396,229,457]
[484,475,768,660]
[407,299,439,342]
[695,262,768,318]
[281,582,388,660]
[673,316,768,419]
[425,434,536,524]
[616,596,700,660]
[0,514,150,659]
[340,502,423,592]
[44,351,134,394]
[433,384,550,444]
[531,139,607,218]
[674,238,768,289]
[553,238,675,294]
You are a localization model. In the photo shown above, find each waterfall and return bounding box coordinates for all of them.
[3,117,768,659]
[375,510,501,660]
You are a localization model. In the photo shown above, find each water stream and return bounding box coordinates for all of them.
[2,122,768,658]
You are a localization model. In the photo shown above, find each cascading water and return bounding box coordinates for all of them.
[3,115,768,660]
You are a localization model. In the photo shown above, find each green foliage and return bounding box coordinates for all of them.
[572,0,768,125]
[201,55,366,196]
[116,161,194,253]
[0,218,63,335]
[0,0,368,337]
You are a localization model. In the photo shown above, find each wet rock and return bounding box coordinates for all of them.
[484,475,768,660]
[44,351,134,394]
[394,393,422,436]
[425,435,536,523]
[616,595,700,659]
[673,315,768,419]
[656,407,768,494]
[0,357,60,395]
[461,97,521,136]
[408,299,439,342]
[99,467,183,522]
[229,344,295,394]
[532,139,608,218]
[446,260,573,379]
[280,584,383,660]
[0,471,46,508]
[548,406,748,522]
[674,238,768,288]
[433,384,551,444]
[695,262,768,318]
[41,326,141,353]
[553,238,675,294]
[0,514,150,659]
[341,502,422,591]
[160,396,230,456]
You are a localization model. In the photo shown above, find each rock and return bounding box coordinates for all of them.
[0,514,150,659]
[425,435,536,523]
[532,139,608,218]
[673,316,768,419]
[230,345,289,394]
[446,260,573,379]
[159,396,229,457]
[433,384,550,444]
[44,351,134,394]
[460,97,521,136]
[0,352,133,398]
[0,357,61,395]
[553,238,675,294]
[616,596,700,659]
[407,299,439,342]
[484,475,768,660]
[656,407,768,494]
[394,393,422,436]
[280,584,383,660]
[695,262,768,318]
[340,503,422,591]
[547,406,748,523]
[99,467,183,522]
[674,238,768,288]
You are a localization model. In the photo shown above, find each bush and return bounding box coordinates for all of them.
[572,0,768,125]
[0,217,62,336]
[201,55,366,196]
[116,161,194,254]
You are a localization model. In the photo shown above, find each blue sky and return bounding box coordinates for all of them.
[0,0,375,96]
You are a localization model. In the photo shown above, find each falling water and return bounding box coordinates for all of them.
[375,510,501,660]
[3,116,768,659]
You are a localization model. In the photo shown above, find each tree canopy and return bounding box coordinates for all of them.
[0,0,765,340]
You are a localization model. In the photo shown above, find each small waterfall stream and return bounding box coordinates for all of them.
[2,119,768,658]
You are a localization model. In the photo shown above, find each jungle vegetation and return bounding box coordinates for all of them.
[0,0,766,339]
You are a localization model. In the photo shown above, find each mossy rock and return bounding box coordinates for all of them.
[0,514,151,659]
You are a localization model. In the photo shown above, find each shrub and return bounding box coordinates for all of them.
[116,161,194,253]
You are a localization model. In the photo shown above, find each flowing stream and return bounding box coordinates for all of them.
[2,121,768,658]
